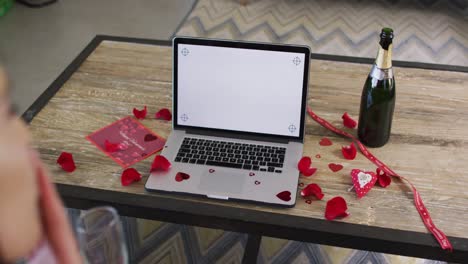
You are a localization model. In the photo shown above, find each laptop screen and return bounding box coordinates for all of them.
[175,40,308,139]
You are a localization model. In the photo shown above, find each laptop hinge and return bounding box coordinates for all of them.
[180,128,291,144]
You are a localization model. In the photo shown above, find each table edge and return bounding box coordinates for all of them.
[59,184,467,262]
[24,34,468,262]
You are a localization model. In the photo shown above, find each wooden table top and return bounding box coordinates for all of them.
[26,36,468,262]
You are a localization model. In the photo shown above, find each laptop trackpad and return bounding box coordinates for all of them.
[199,169,244,196]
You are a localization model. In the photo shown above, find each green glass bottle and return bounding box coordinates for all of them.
[358,28,395,147]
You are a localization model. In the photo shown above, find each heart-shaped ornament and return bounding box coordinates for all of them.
[350,169,377,198]
[255,180,260,185]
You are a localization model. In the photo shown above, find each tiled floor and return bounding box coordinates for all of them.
[0,0,195,114]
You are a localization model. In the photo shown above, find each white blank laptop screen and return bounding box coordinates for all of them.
[177,43,306,137]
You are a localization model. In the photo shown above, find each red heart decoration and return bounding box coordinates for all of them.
[175,172,190,182]
[298,182,304,187]
[255,180,260,185]
[315,154,321,159]
[249,172,255,176]
[305,200,312,204]
[351,169,377,198]
[276,191,291,202]
[144,134,158,142]
[209,169,215,173]
[319,137,332,146]
[328,163,343,172]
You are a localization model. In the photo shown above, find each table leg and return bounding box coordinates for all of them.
[242,234,262,264]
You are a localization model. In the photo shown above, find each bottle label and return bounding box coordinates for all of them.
[370,65,393,80]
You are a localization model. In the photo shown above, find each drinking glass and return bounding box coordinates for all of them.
[76,206,128,264]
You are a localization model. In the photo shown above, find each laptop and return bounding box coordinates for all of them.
[145,37,310,207]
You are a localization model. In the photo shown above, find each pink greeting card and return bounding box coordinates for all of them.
[86,117,165,168]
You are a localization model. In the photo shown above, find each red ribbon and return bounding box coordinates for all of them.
[307,107,453,251]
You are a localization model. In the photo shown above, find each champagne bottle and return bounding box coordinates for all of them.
[358,28,395,147]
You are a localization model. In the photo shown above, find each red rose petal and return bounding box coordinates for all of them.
[121,168,142,186]
[297,157,318,176]
[298,156,311,172]
[341,143,357,160]
[56,152,76,172]
[133,106,147,119]
[342,112,357,129]
[150,155,171,172]
[105,140,122,153]
[319,137,333,146]
[175,172,190,182]
[325,196,349,221]
[303,167,318,177]
[155,108,172,121]
[328,163,343,172]
[377,168,392,188]
[276,191,292,202]
[300,183,324,200]
[297,157,317,177]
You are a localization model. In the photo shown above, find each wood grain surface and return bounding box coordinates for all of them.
[29,41,468,241]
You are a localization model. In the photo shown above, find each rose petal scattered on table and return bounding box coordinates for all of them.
[319,137,333,146]
[342,112,357,128]
[121,168,142,186]
[133,106,147,119]
[276,191,292,202]
[298,156,311,172]
[175,172,190,182]
[341,143,357,160]
[377,168,392,188]
[325,196,349,221]
[301,183,324,200]
[297,157,318,176]
[155,108,172,121]
[328,163,343,172]
[150,155,171,172]
[57,152,76,172]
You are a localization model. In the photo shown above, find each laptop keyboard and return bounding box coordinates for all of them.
[174,137,286,173]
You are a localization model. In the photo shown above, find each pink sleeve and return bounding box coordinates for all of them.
[27,239,57,264]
